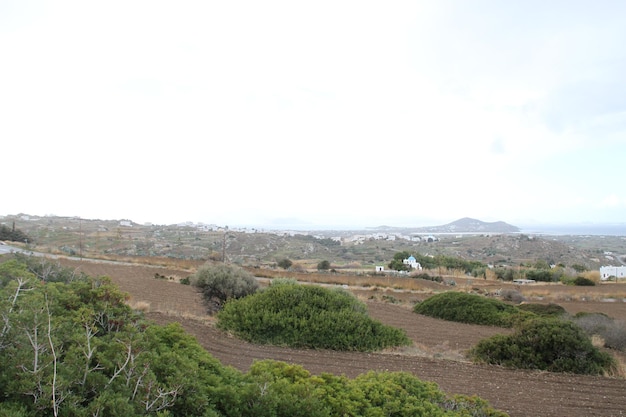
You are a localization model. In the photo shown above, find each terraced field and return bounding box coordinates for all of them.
[59,258,626,417]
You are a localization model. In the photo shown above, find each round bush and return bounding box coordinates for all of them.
[192,263,259,311]
[573,276,595,286]
[413,292,530,327]
[217,282,411,351]
[470,318,617,375]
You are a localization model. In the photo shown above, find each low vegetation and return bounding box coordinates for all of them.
[0,224,30,243]
[572,312,626,352]
[413,292,530,327]
[191,263,260,312]
[517,302,566,317]
[217,281,411,351]
[470,318,617,375]
[414,292,620,375]
[0,256,507,416]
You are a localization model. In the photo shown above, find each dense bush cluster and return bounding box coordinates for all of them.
[413,292,530,327]
[218,281,411,351]
[0,224,30,243]
[0,256,507,417]
[414,292,619,375]
[191,263,259,311]
[470,318,617,375]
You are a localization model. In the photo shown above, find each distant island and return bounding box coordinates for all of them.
[368,217,520,235]
[412,217,520,234]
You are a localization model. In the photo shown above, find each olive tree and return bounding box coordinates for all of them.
[191,263,259,312]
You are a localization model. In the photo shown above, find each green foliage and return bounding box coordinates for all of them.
[389,252,486,274]
[571,263,589,273]
[0,256,505,416]
[524,269,556,282]
[0,224,30,243]
[217,282,411,351]
[209,360,506,417]
[494,268,516,281]
[533,259,550,269]
[277,258,293,269]
[517,303,566,317]
[317,260,331,271]
[572,276,596,286]
[470,318,617,375]
[388,251,411,271]
[0,257,232,416]
[413,292,531,327]
[192,263,259,312]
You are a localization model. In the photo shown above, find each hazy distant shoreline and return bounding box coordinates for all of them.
[519,224,626,236]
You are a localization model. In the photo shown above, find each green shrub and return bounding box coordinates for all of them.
[573,276,595,286]
[222,361,507,417]
[277,258,293,269]
[524,269,555,282]
[517,303,566,317]
[317,260,331,271]
[217,282,411,351]
[470,318,617,375]
[191,263,259,312]
[413,292,530,327]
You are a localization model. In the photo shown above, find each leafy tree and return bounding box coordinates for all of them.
[525,268,555,282]
[388,251,411,271]
[470,318,617,375]
[533,259,550,269]
[191,263,259,312]
[277,258,293,270]
[317,260,331,271]
[0,224,30,243]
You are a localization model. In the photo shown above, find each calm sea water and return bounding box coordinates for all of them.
[520,224,626,236]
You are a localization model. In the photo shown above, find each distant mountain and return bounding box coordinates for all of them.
[413,217,520,234]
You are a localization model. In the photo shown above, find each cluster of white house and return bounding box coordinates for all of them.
[600,265,626,281]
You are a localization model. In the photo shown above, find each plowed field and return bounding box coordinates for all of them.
[59,258,626,417]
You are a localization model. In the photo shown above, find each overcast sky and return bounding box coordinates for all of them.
[1,1,625,229]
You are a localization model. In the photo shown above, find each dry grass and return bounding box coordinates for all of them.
[129,300,151,312]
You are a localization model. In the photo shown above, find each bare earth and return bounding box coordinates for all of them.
[59,259,626,417]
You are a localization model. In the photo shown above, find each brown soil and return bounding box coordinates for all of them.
[59,258,626,417]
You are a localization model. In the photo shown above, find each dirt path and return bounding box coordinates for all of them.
[59,258,626,417]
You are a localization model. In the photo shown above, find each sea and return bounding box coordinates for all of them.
[520,224,626,236]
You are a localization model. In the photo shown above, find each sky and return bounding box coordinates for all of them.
[1,0,625,229]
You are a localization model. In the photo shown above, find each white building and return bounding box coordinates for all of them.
[403,255,422,270]
[600,266,626,281]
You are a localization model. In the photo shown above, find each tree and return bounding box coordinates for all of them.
[0,224,30,243]
[191,263,259,312]
[388,251,411,271]
[277,258,293,270]
[317,260,331,271]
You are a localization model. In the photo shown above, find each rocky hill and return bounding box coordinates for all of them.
[414,217,520,234]
[2,214,624,271]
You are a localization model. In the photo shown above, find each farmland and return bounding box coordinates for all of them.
[53,257,626,417]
